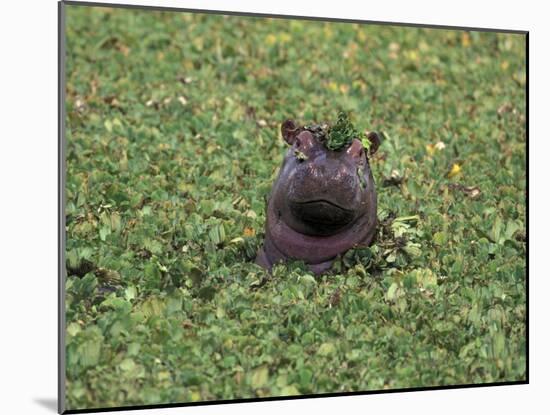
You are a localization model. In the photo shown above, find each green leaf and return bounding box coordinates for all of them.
[317,342,336,356]
[412,268,438,289]
[104,119,113,132]
[404,243,422,257]
[99,226,111,241]
[280,385,300,396]
[492,216,502,243]
[166,296,182,315]
[250,366,269,388]
[299,274,316,285]
[79,339,101,367]
[504,220,521,241]
[67,322,81,337]
[493,332,506,357]
[124,285,137,301]
[222,355,237,368]
[433,232,447,246]
[298,368,313,387]
[119,358,136,372]
[386,282,399,301]
[209,223,226,245]
[127,343,141,357]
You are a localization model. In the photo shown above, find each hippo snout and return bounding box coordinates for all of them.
[288,160,361,209]
[289,199,356,235]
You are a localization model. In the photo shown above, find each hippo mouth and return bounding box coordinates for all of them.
[288,199,356,235]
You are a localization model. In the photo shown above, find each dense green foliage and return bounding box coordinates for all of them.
[64,5,527,411]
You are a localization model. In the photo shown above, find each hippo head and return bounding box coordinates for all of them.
[272,119,380,237]
[256,118,380,274]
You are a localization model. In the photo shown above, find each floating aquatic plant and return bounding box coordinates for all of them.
[325,112,365,151]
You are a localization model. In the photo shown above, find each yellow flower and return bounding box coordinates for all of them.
[448,163,462,178]
[265,34,277,46]
[327,81,338,92]
[406,50,419,62]
[426,144,436,156]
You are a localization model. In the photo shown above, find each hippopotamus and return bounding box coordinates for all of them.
[256,119,380,275]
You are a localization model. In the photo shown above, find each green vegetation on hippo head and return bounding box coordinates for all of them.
[302,112,380,155]
[325,112,366,151]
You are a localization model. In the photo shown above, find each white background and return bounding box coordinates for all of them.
[0,0,545,414]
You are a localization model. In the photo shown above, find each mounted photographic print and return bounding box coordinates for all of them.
[59,1,528,413]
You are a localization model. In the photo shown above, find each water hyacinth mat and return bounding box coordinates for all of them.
[60,2,527,413]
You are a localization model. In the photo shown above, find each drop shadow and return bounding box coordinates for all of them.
[34,398,57,412]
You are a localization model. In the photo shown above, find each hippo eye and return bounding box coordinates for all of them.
[295,137,301,147]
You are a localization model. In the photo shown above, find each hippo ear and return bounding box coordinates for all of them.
[346,139,365,160]
[281,119,300,145]
[366,131,381,156]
